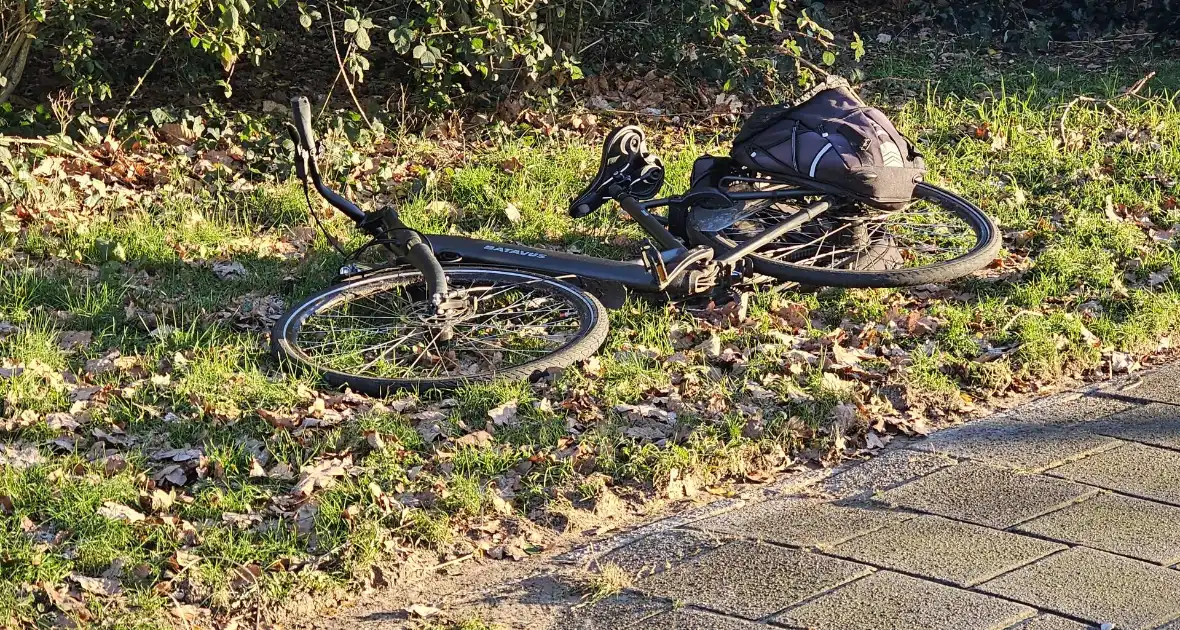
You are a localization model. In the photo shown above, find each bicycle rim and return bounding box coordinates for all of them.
[689,183,1001,288]
[272,267,609,393]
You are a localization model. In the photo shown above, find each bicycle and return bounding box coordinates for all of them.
[271,97,1000,394]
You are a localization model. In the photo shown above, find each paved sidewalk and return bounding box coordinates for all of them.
[560,364,1180,630]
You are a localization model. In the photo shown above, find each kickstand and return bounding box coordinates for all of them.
[639,240,669,286]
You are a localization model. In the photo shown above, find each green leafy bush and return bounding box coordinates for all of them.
[11,0,861,108]
[295,0,861,108]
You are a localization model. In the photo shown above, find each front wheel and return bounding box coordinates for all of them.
[272,267,609,394]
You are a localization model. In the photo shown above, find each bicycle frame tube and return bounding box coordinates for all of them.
[713,196,835,266]
[424,234,671,292]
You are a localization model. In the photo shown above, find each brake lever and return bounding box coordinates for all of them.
[285,123,309,182]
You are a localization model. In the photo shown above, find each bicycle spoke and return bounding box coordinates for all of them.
[292,272,591,381]
[715,194,976,270]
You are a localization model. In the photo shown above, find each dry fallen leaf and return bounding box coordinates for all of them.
[70,573,122,597]
[97,502,145,523]
[0,443,44,469]
[503,202,522,225]
[268,461,295,480]
[488,401,519,427]
[405,604,441,619]
[456,430,493,448]
[56,330,93,352]
[293,457,350,497]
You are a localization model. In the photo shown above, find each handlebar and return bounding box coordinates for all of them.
[287,96,366,224]
[291,96,317,153]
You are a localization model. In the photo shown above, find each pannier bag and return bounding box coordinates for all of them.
[730,76,926,208]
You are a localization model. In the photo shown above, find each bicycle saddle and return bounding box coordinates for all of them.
[569,125,665,218]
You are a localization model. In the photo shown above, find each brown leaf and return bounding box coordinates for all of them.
[582,356,604,377]
[499,156,523,173]
[364,431,386,451]
[103,455,129,476]
[70,573,122,597]
[45,412,80,432]
[248,458,268,478]
[152,464,188,487]
[169,549,201,572]
[56,331,93,352]
[141,489,174,513]
[487,401,519,427]
[259,408,299,429]
[268,461,295,480]
[70,385,103,402]
[150,447,202,462]
[0,443,44,469]
[170,604,205,622]
[293,457,349,497]
[97,502,144,523]
[158,122,197,146]
[455,430,493,448]
[412,409,447,423]
[405,604,441,619]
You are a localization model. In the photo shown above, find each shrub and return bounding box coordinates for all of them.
[8,0,862,108]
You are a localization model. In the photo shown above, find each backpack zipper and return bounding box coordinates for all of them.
[791,121,799,171]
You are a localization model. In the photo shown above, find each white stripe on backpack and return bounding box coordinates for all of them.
[809,142,834,177]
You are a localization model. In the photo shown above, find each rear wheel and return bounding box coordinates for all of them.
[272,267,609,393]
[688,182,1001,288]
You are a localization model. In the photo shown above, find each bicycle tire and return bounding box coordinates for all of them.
[688,182,1001,288]
[272,266,609,394]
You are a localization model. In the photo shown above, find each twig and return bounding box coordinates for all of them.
[0,136,102,166]
[1125,71,1156,97]
[1058,71,1153,149]
[106,29,177,142]
[325,3,373,130]
[426,552,476,573]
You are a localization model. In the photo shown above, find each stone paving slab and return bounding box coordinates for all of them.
[1015,492,1180,565]
[827,514,1064,587]
[634,609,771,629]
[908,419,1120,471]
[1005,614,1094,630]
[977,547,1180,629]
[566,592,670,630]
[817,448,955,499]
[773,571,1036,630]
[1047,442,1180,507]
[635,540,871,619]
[691,499,908,548]
[555,497,744,566]
[1083,403,1180,450]
[1097,367,1180,405]
[874,461,1097,528]
[597,529,723,578]
[1013,390,1137,425]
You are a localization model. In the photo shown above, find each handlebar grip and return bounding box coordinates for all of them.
[290,96,316,151]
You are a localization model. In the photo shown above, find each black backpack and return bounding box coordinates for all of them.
[730,76,925,208]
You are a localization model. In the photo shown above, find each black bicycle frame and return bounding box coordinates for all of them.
[289,96,835,299]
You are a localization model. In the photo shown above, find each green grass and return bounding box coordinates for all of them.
[2,47,1180,627]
